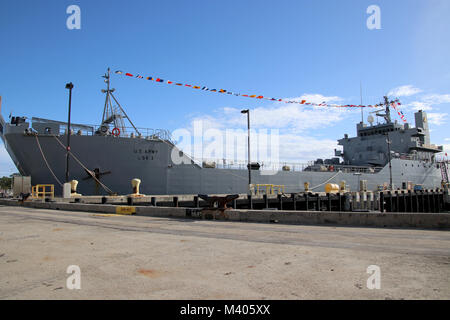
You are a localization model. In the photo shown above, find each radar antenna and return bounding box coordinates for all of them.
[374,96,393,124]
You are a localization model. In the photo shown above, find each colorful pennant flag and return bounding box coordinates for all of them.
[114,70,404,111]
[391,102,407,123]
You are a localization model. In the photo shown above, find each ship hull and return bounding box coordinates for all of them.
[2,131,443,195]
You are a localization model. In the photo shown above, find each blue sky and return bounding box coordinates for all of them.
[1,0,450,175]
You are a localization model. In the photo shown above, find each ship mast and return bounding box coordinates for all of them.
[374,95,392,124]
[99,68,141,136]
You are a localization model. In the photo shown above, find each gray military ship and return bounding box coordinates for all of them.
[0,69,447,195]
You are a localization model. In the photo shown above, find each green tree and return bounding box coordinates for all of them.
[0,176,12,190]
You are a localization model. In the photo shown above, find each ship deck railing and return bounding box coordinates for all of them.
[57,125,172,142]
[30,118,173,141]
[191,158,384,174]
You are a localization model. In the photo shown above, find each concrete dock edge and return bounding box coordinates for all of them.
[0,199,449,229]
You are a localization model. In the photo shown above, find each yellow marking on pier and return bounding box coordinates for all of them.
[115,206,136,215]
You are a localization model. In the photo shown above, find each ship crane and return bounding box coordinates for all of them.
[99,68,141,137]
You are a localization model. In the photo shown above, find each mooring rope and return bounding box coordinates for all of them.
[309,170,342,190]
[35,134,63,187]
[52,135,116,195]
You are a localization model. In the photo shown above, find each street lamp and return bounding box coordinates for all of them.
[65,82,74,183]
[241,109,251,193]
[386,132,393,190]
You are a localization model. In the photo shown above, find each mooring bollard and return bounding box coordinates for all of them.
[70,180,81,196]
[151,197,156,206]
[173,196,179,207]
[101,196,107,204]
[131,178,141,195]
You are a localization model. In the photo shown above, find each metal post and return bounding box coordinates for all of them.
[305,193,309,210]
[291,193,296,211]
[194,196,199,208]
[386,132,393,190]
[277,194,282,210]
[241,109,251,192]
[408,190,413,212]
[65,82,74,183]
[248,194,253,209]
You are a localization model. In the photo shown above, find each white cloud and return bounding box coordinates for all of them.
[192,94,353,134]
[421,94,450,104]
[297,94,343,104]
[401,92,450,115]
[388,85,422,97]
[177,94,346,164]
[408,101,433,111]
[426,112,448,125]
[271,134,337,163]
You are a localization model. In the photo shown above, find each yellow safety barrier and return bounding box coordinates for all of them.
[254,184,285,195]
[31,184,54,199]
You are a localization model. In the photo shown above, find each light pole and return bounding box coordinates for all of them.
[241,109,251,193]
[65,82,74,183]
[386,132,393,190]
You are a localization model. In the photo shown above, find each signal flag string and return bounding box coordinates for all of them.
[114,70,404,111]
[390,102,407,123]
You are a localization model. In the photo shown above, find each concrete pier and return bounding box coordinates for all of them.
[1,198,449,229]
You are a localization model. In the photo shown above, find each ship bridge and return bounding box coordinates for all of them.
[337,110,443,167]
